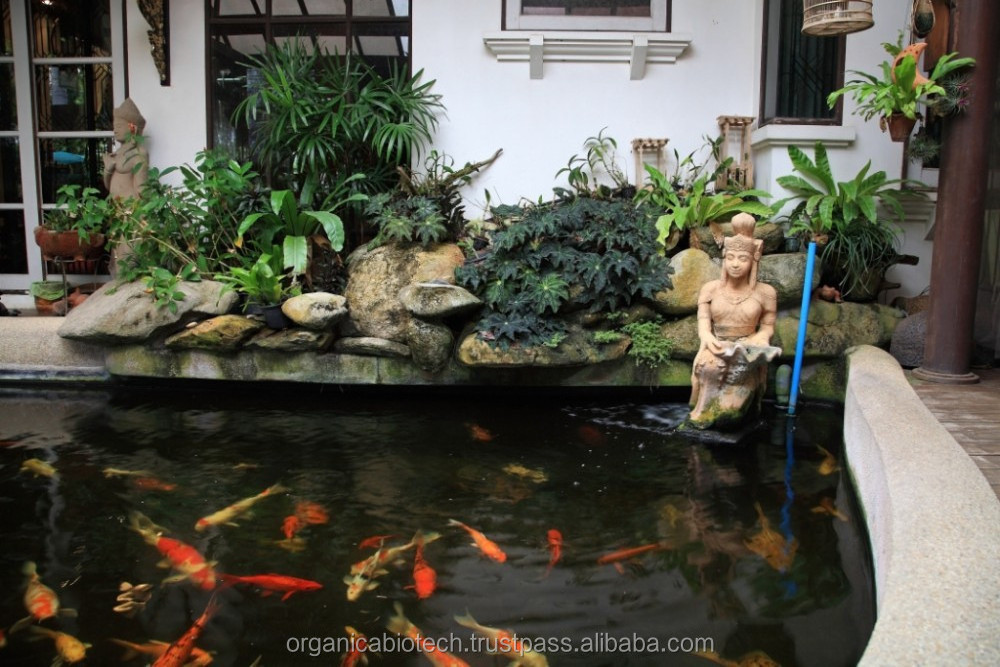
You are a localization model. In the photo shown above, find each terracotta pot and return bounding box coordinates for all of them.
[884,114,916,142]
[33,226,106,261]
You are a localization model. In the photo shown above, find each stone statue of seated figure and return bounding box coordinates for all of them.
[688,213,782,430]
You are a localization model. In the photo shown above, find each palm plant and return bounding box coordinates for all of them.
[233,39,444,244]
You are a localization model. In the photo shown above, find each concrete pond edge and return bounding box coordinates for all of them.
[845,345,1000,666]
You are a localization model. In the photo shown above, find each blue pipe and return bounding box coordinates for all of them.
[788,241,817,416]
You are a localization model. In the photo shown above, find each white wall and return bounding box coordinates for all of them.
[125,2,207,184]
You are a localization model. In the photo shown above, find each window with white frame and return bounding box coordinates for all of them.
[504,0,670,32]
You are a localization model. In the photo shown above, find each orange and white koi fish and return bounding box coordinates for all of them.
[387,602,470,667]
[152,593,221,667]
[195,483,288,531]
[407,533,437,599]
[13,561,77,632]
[465,423,494,442]
[129,512,217,590]
[596,542,665,565]
[350,531,441,575]
[448,520,506,563]
[218,572,322,601]
[110,638,213,666]
[29,626,90,665]
[544,529,563,576]
[344,543,389,602]
[811,497,849,522]
[817,445,839,475]
[20,458,56,478]
[340,626,369,667]
[453,610,549,667]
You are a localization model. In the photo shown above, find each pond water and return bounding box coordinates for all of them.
[0,384,873,666]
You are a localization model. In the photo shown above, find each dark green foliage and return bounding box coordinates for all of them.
[455,198,672,347]
[364,192,448,247]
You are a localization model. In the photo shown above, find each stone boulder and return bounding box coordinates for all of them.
[165,315,263,351]
[246,328,334,351]
[281,292,348,330]
[650,249,718,316]
[58,280,237,344]
[457,325,630,368]
[344,243,465,342]
[398,282,482,319]
[332,337,411,358]
[689,221,784,258]
[758,253,823,309]
[405,319,454,373]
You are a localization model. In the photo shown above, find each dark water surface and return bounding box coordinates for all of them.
[0,385,873,666]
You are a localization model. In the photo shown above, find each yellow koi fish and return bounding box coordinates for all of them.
[30,626,90,665]
[20,458,56,478]
[453,611,549,667]
[745,502,798,573]
[811,497,848,522]
[344,542,389,602]
[103,467,151,478]
[195,483,288,531]
[817,445,839,475]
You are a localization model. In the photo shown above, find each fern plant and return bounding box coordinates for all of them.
[455,198,672,347]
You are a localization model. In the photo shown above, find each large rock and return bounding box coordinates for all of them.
[332,337,411,358]
[457,325,630,367]
[405,319,454,373]
[398,282,482,319]
[689,221,784,258]
[164,315,263,351]
[650,249,718,315]
[344,243,465,342]
[281,292,348,330]
[758,253,823,309]
[246,328,334,351]
[58,280,237,344]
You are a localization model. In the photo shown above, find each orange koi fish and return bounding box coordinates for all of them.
[811,497,849,522]
[407,534,437,599]
[133,476,178,492]
[387,602,470,667]
[596,542,665,565]
[294,501,329,524]
[448,519,507,563]
[110,638,213,666]
[350,531,440,575]
[129,512,216,590]
[358,534,396,550]
[817,445,840,475]
[218,572,322,601]
[545,529,563,575]
[340,626,369,667]
[466,423,494,442]
[282,515,305,540]
[453,611,549,667]
[577,424,606,447]
[152,593,221,667]
[29,626,90,665]
[195,483,288,531]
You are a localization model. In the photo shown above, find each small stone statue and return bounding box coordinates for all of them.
[103,98,148,200]
[688,213,781,430]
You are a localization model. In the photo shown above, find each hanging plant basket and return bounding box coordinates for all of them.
[882,114,917,142]
[802,1,874,37]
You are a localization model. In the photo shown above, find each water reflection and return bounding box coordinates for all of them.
[0,387,873,666]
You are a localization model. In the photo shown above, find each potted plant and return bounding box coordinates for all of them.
[827,34,975,141]
[34,185,109,261]
[774,142,925,300]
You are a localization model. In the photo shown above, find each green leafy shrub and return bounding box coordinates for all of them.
[554,128,632,199]
[620,320,673,368]
[365,193,448,247]
[455,197,672,347]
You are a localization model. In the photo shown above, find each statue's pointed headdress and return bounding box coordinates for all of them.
[721,213,764,288]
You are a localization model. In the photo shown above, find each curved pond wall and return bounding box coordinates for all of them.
[845,345,1000,665]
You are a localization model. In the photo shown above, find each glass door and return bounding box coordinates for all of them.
[0,0,124,300]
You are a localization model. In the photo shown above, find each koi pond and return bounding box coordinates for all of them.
[0,384,873,666]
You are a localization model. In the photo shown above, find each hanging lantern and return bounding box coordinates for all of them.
[802,1,874,37]
[912,0,935,38]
